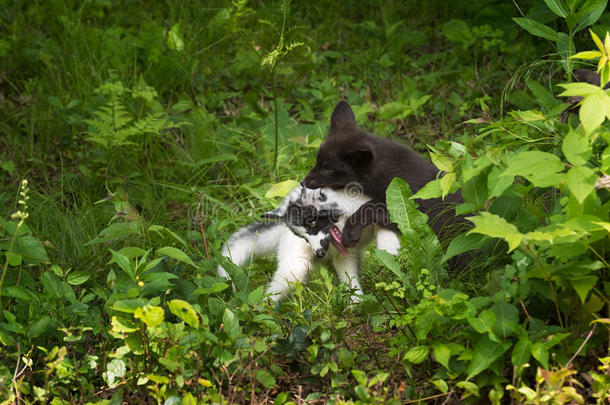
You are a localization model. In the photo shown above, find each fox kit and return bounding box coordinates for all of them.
[217,186,400,302]
[303,101,465,248]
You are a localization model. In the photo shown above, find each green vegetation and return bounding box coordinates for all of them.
[1,0,610,403]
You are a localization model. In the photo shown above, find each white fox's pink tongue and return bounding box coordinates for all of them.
[330,225,348,255]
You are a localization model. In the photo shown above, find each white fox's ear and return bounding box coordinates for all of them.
[261,207,284,220]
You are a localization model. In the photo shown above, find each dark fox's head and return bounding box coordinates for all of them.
[303,101,374,189]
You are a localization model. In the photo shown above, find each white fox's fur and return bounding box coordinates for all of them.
[217,186,400,302]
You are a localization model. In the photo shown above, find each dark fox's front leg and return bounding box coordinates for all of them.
[342,201,399,247]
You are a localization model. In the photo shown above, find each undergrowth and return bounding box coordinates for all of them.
[1,0,610,403]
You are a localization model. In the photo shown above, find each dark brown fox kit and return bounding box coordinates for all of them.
[304,101,463,246]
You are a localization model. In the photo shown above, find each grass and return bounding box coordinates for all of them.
[3,0,609,403]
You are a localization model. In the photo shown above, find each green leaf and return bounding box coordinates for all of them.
[566,166,597,204]
[562,129,591,166]
[134,305,165,327]
[468,309,496,334]
[512,17,558,41]
[574,0,608,33]
[223,308,241,341]
[67,271,91,286]
[580,90,610,134]
[440,172,457,199]
[167,23,184,52]
[109,249,135,281]
[403,346,429,364]
[411,178,442,200]
[27,315,50,338]
[168,299,200,328]
[491,302,519,339]
[511,338,531,368]
[558,82,602,97]
[457,381,480,397]
[256,369,276,389]
[570,275,598,303]
[373,249,409,285]
[5,251,22,267]
[466,336,510,380]
[444,233,485,261]
[265,180,299,199]
[468,212,523,252]
[433,343,451,369]
[531,342,549,368]
[502,151,565,188]
[379,101,410,120]
[156,246,197,268]
[544,0,567,17]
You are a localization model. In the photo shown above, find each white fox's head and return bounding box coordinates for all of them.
[261,185,371,258]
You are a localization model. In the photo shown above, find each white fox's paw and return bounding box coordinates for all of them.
[376,228,401,256]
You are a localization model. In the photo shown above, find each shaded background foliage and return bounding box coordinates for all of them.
[1,0,610,403]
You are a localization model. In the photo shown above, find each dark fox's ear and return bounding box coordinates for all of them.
[330,101,356,132]
[342,145,374,170]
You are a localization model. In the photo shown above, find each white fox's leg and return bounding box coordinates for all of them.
[332,252,363,303]
[217,224,284,279]
[265,232,314,301]
[375,225,401,256]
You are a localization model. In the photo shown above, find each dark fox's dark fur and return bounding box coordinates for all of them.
[304,101,464,247]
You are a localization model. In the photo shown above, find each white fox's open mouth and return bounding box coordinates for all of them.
[330,225,348,255]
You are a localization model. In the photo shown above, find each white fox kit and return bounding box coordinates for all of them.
[217,186,400,302]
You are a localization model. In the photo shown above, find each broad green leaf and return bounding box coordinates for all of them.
[502,151,564,188]
[256,369,276,389]
[512,17,558,41]
[374,249,409,285]
[134,305,165,327]
[574,0,608,33]
[111,316,138,333]
[433,343,451,369]
[456,381,479,397]
[566,166,597,204]
[571,50,603,60]
[148,225,191,251]
[168,299,200,328]
[156,246,197,268]
[558,82,603,96]
[167,24,184,52]
[531,342,549,368]
[265,180,299,199]
[468,212,523,252]
[491,302,519,339]
[403,345,429,364]
[562,129,591,166]
[379,101,410,120]
[223,308,241,341]
[440,172,457,199]
[580,90,610,134]
[466,336,510,380]
[67,271,91,286]
[5,251,22,267]
[386,177,416,233]
[109,249,135,281]
[544,0,567,17]
[430,152,453,172]
[570,275,598,303]
[511,338,531,368]
[27,315,50,338]
[443,233,485,261]
[412,178,442,200]
[488,166,514,198]
[469,309,496,335]
[512,110,546,122]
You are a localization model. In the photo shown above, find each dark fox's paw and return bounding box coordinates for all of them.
[342,222,364,247]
